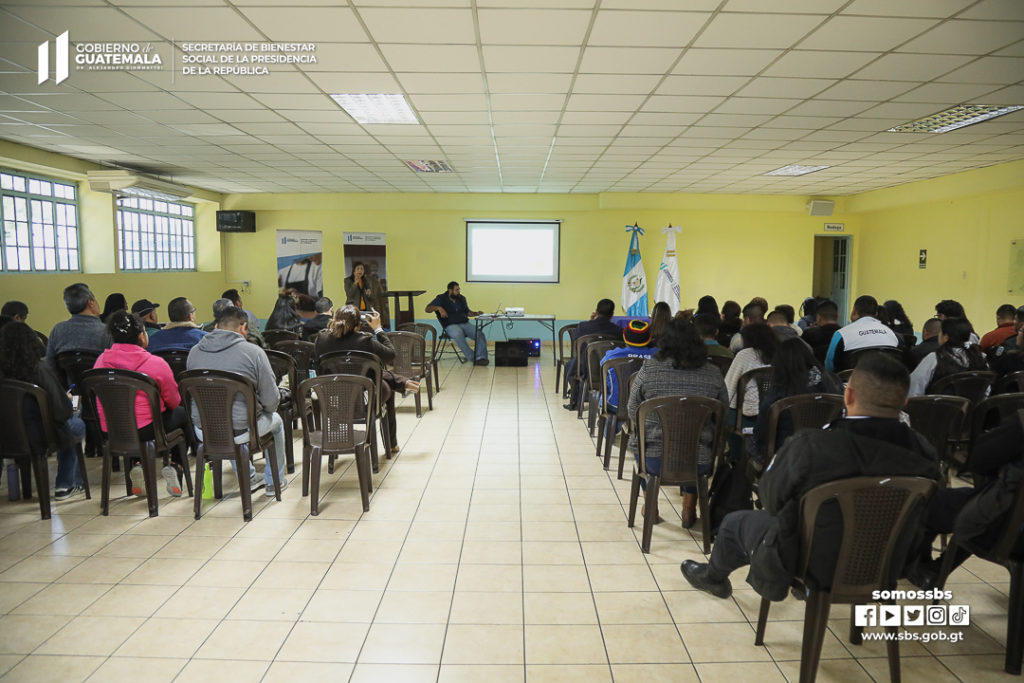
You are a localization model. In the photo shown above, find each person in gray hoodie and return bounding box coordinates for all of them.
[186,305,286,495]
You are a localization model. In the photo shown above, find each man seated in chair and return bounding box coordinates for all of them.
[46,282,109,378]
[425,281,489,366]
[681,354,939,600]
[186,306,286,496]
[824,295,900,372]
[563,298,620,410]
[147,297,206,352]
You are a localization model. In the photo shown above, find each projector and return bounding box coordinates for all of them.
[504,307,525,317]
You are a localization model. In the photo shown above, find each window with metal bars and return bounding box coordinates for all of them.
[116,197,196,271]
[0,169,80,272]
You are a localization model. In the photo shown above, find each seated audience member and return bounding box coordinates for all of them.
[935,298,979,344]
[93,311,187,496]
[723,324,777,458]
[295,293,318,321]
[773,304,802,337]
[186,306,286,496]
[910,318,942,369]
[728,302,767,353]
[1,300,28,323]
[265,293,305,336]
[695,313,733,360]
[800,299,841,351]
[100,293,127,324]
[909,317,989,397]
[222,288,260,331]
[601,320,658,412]
[767,310,800,342]
[46,283,109,378]
[425,281,489,366]
[131,299,162,336]
[883,299,915,337]
[717,300,742,347]
[751,338,842,465]
[203,299,267,348]
[980,304,1018,352]
[796,297,817,330]
[303,297,333,338]
[649,301,672,344]
[627,319,729,527]
[147,297,206,352]
[314,306,418,454]
[991,306,1024,377]
[563,298,620,410]
[681,354,940,600]
[695,295,721,324]
[824,295,899,372]
[0,321,86,500]
[907,413,1024,589]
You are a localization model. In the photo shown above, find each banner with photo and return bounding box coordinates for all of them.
[276,230,323,299]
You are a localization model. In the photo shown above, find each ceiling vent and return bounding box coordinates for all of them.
[807,199,835,216]
[87,170,191,201]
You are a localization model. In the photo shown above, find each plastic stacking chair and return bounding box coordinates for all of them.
[264,350,298,474]
[383,331,433,417]
[317,349,390,472]
[706,355,732,377]
[79,368,190,517]
[753,476,937,683]
[995,371,1024,395]
[56,349,105,465]
[568,333,617,414]
[970,393,1024,452]
[732,366,773,433]
[399,323,441,393]
[0,379,92,519]
[626,395,728,554]
[762,393,845,466]
[583,340,622,431]
[928,370,997,404]
[554,323,578,398]
[152,349,189,381]
[905,394,970,481]
[298,374,375,516]
[595,356,642,472]
[272,339,316,383]
[263,329,299,347]
[178,369,283,522]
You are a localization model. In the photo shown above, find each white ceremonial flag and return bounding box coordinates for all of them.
[655,225,681,315]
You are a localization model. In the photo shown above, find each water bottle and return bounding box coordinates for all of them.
[202,463,214,500]
[7,463,21,501]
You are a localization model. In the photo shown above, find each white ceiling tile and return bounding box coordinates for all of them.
[725,0,846,12]
[567,94,645,111]
[490,110,560,124]
[630,112,703,125]
[478,9,592,46]
[6,6,162,41]
[816,80,916,101]
[936,56,1024,84]
[764,50,880,79]
[559,111,631,124]
[174,92,261,109]
[408,94,488,110]
[856,101,945,120]
[380,45,480,73]
[222,72,321,95]
[588,10,709,47]
[304,72,401,93]
[482,46,580,72]
[303,44,389,72]
[207,109,285,123]
[736,77,834,99]
[420,111,493,125]
[358,8,476,44]
[673,48,782,76]
[572,74,662,94]
[121,7,265,40]
[694,13,828,49]
[238,6,368,41]
[714,97,801,115]
[578,47,680,74]
[840,0,975,17]
[799,16,938,51]
[852,53,973,81]
[899,20,1024,54]
[397,72,484,94]
[959,0,1024,20]
[656,75,749,96]
[699,113,774,127]
[251,93,332,109]
[490,94,565,110]
[643,95,725,112]
[486,73,574,94]
[893,82,1003,103]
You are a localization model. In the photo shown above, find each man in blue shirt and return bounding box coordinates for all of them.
[147,297,207,352]
[602,319,658,411]
[426,281,488,366]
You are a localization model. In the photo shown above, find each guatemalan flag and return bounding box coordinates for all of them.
[655,225,681,315]
[621,224,648,317]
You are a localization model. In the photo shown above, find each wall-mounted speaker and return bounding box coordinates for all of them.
[807,200,835,216]
[216,210,256,232]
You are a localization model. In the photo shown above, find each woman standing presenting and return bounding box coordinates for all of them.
[344,262,385,315]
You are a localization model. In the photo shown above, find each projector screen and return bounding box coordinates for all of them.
[466,219,560,283]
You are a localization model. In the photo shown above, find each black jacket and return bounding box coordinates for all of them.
[748,417,940,600]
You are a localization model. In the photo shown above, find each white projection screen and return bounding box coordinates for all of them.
[465,219,560,283]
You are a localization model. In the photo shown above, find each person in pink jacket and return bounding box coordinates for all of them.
[94,310,187,497]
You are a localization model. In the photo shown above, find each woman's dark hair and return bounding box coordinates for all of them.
[696,295,720,320]
[935,299,966,319]
[875,305,891,326]
[328,305,362,338]
[800,297,818,318]
[266,294,303,332]
[883,299,914,335]
[0,321,43,381]
[741,323,777,364]
[350,261,366,278]
[100,293,127,323]
[770,338,822,396]
[295,293,317,313]
[774,304,796,325]
[721,300,741,322]
[655,319,706,369]
[934,317,988,375]
[106,310,146,345]
[649,301,672,345]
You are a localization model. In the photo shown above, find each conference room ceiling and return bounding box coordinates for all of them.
[0,0,1022,196]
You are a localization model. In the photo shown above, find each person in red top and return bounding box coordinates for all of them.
[93,310,187,497]
[980,304,1019,352]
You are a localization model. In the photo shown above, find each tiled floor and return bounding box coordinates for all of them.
[0,357,1016,681]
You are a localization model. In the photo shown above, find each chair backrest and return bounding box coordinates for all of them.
[572,333,618,381]
[263,329,299,346]
[928,370,996,404]
[764,393,845,464]
[600,356,643,417]
[734,366,773,422]
[398,323,437,362]
[586,340,624,391]
[970,393,1024,449]
[55,349,101,392]
[987,473,1024,563]
[79,368,168,457]
[272,339,315,381]
[0,378,56,458]
[845,346,906,370]
[152,349,189,380]
[995,370,1024,395]
[35,330,48,350]
[316,350,384,414]
[298,374,375,452]
[264,349,296,390]
[178,369,261,456]
[636,395,727,483]
[558,323,578,362]
[837,369,854,383]
[904,395,970,463]
[383,331,426,377]
[899,333,918,349]
[706,355,732,377]
[798,476,936,602]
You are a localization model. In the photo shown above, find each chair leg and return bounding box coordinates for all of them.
[627,471,641,528]
[379,414,393,459]
[849,604,863,645]
[101,445,113,516]
[697,475,711,554]
[282,413,295,474]
[603,417,619,470]
[357,445,371,512]
[177,446,193,498]
[213,460,224,499]
[414,387,422,418]
[596,413,606,459]
[555,360,562,395]
[237,452,253,522]
[885,620,901,683]
[301,442,311,497]
[425,372,433,411]
[641,477,659,553]
[267,444,282,502]
[369,432,380,474]
[309,446,322,516]
[193,447,205,520]
[587,392,598,435]
[755,597,771,645]
[31,453,50,520]
[617,431,628,481]
[75,442,91,500]
[799,590,832,683]
[142,443,159,518]
[1006,560,1024,675]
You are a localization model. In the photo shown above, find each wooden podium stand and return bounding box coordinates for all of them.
[383,290,426,329]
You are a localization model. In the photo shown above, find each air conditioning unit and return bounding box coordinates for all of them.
[87,170,191,201]
[807,199,835,216]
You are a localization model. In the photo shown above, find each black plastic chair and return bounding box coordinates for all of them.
[398,323,440,393]
[732,366,773,432]
[844,346,906,371]
[263,329,299,346]
[970,393,1024,453]
[996,371,1024,395]
[706,355,732,377]
[317,349,390,471]
[264,349,298,474]
[152,349,189,381]
[754,476,937,683]
[928,370,997,404]
[79,368,190,517]
[56,349,105,464]
[178,369,283,522]
[595,356,642,472]
[272,339,315,383]
[762,393,845,467]
[568,332,618,413]
[383,331,433,417]
[298,374,375,516]
[905,394,971,479]
[555,323,578,397]
[583,339,624,431]
[626,395,728,554]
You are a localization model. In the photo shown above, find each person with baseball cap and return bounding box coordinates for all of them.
[601,319,659,412]
[131,299,162,336]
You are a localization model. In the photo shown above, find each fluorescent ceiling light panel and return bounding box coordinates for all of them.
[764,164,830,176]
[329,93,419,124]
[888,104,1024,133]
[406,160,454,173]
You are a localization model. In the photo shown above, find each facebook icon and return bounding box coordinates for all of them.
[854,605,877,627]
